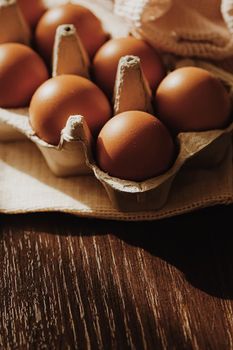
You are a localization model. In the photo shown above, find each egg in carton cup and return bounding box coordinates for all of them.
[0,1,233,211]
[92,54,233,211]
[0,22,94,176]
[171,58,233,169]
[0,0,128,141]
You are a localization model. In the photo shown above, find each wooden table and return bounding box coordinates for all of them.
[1,204,233,349]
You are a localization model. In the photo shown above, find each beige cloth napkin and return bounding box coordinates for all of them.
[114,0,233,60]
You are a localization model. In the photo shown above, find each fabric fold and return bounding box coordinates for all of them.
[114,0,233,59]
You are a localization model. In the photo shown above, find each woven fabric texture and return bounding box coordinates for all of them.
[0,140,232,221]
[114,0,233,59]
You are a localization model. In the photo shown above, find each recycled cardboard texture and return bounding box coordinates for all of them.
[113,55,153,115]
[52,24,90,78]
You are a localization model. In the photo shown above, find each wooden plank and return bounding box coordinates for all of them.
[0,206,233,349]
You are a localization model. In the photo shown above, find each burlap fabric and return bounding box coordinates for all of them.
[114,0,233,59]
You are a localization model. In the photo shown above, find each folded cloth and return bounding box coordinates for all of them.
[114,0,233,60]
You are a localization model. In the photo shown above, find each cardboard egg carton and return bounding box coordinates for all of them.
[1,103,232,211]
[0,0,233,212]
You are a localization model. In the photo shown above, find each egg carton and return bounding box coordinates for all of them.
[1,105,233,211]
[0,0,233,212]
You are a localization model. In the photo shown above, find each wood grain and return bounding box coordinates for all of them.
[0,205,233,349]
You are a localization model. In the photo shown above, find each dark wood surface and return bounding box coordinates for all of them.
[1,205,233,350]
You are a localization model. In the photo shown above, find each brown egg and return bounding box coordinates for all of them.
[92,37,165,97]
[29,74,112,145]
[18,0,47,30]
[96,111,174,181]
[155,66,231,133]
[0,43,49,108]
[35,3,108,64]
